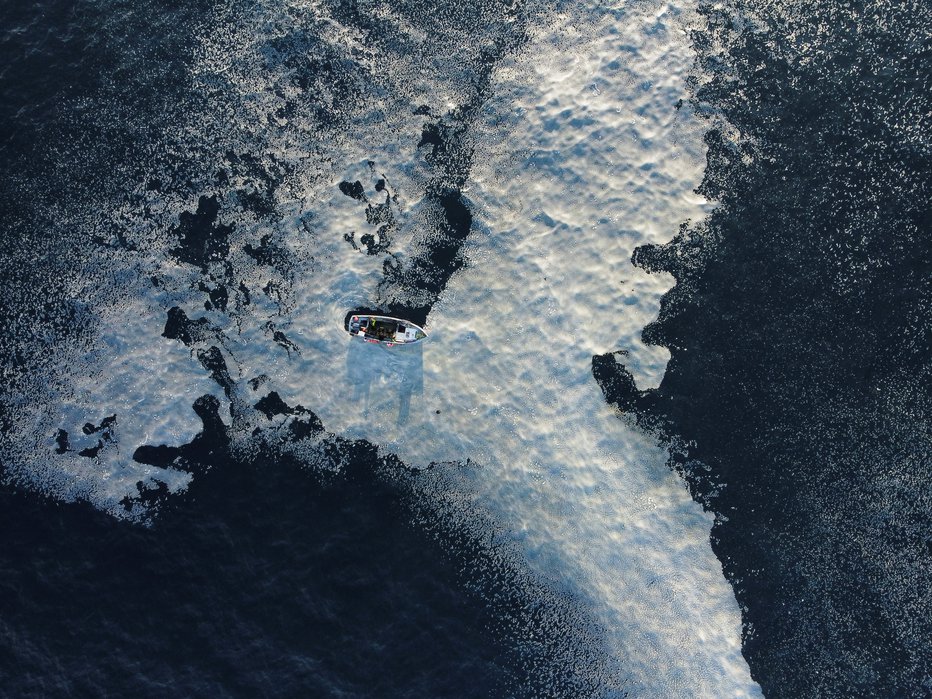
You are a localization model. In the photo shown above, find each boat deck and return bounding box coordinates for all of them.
[347,315,427,346]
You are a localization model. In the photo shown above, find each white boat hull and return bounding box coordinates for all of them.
[346,315,427,346]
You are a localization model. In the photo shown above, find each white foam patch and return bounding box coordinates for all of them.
[8,0,761,693]
[4,274,223,518]
[222,1,759,695]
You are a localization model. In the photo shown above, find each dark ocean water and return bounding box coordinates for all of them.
[0,448,614,698]
[0,0,207,415]
[595,0,932,696]
[1,0,931,696]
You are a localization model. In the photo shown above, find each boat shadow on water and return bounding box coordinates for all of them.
[345,338,424,426]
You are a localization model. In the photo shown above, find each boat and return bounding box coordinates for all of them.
[347,314,427,346]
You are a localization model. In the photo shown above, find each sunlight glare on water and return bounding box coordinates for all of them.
[262,1,761,696]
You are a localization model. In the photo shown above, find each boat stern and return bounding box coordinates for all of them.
[396,325,427,344]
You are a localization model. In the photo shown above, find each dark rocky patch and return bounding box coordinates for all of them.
[81,414,117,436]
[338,180,366,201]
[254,391,297,420]
[131,444,183,469]
[196,346,235,398]
[364,196,394,227]
[340,173,397,256]
[54,429,70,454]
[263,321,300,358]
[287,415,324,441]
[162,307,218,347]
[348,118,476,328]
[343,231,360,251]
[358,231,391,256]
[591,353,653,416]
[247,375,269,391]
[168,195,232,274]
[340,1,530,328]
[198,282,228,312]
[52,415,118,459]
[417,123,443,152]
[253,391,324,441]
[123,478,171,512]
[184,393,229,457]
[77,442,103,458]
[235,187,276,220]
[365,179,473,327]
[243,233,287,268]
[132,394,230,473]
[262,280,287,310]
[224,150,283,220]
